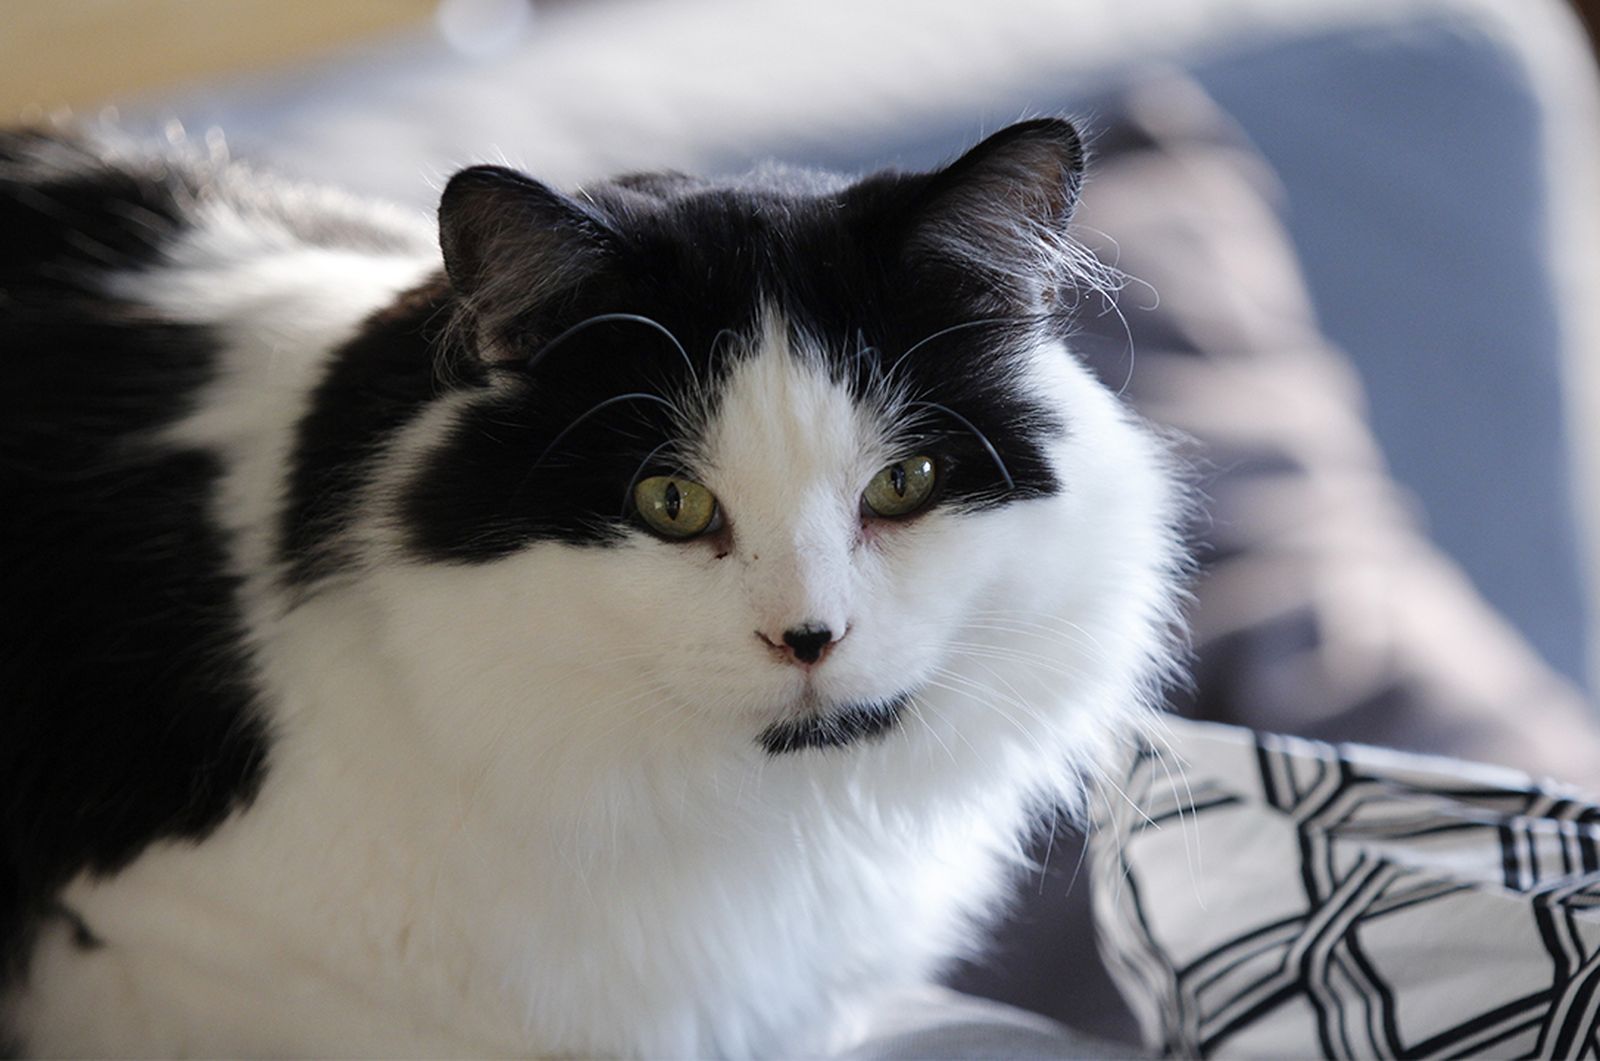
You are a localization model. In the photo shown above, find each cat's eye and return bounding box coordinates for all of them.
[862,455,937,518]
[634,476,720,539]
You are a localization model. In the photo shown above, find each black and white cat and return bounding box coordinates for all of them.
[0,120,1182,1056]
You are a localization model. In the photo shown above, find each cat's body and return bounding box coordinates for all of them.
[0,124,1181,1056]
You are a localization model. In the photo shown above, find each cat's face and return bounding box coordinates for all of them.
[359,121,1177,795]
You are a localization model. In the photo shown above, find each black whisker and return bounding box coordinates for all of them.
[526,312,698,386]
[709,327,745,356]
[905,399,1015,493]
[882,316,1013,382]
[505,391,679,514]
[619,439,677,517]
[850,328,883,384]
[533,392,678,471]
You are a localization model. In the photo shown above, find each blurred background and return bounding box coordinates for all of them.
[10,0,1600,1046]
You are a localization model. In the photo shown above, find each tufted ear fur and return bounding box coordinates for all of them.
[903,118,1087,303]
[438,165,614,360]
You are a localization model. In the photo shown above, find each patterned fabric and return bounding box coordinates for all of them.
[1093,717,1600,1058]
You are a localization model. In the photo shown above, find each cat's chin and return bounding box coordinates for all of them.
[755,690,914,756]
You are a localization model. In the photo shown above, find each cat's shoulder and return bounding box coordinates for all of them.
[0,126,433,289]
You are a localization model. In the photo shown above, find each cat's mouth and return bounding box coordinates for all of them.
[756,691,913,756]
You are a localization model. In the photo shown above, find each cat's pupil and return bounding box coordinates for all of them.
[665,481,682,520]
[889,464,907,498]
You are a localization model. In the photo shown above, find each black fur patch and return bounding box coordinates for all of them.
[758,693,911,755]
[281,277,459,586]
[403,125,1082,565]
[0,131,192,287]
[0,134,268,1001]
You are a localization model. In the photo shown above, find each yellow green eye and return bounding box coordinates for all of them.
[634,476,719,539]
[862,455,936,518]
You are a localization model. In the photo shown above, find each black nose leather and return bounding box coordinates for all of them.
[782,625,833,664]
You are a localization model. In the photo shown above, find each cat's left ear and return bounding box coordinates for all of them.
[902,118,1086,299]
[438,165,614,358]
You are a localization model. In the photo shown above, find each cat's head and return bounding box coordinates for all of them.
[363,120,1179,804]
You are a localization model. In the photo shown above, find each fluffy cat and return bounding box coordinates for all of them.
[0,119,1183,1056]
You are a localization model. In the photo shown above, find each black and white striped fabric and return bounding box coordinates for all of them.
[1093,719,1600,1058]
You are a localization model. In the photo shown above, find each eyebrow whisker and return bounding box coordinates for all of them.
[882,316,1012,383]
[533,392,679,471]
[619,439,678,517]
[526,312,698,390]
[905,399,1015,493]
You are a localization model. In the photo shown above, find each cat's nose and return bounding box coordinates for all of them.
[759,622,842,666]
[783,624,834,664]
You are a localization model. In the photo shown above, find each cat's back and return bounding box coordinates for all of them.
[0,129,435,1000]
[0,129,263,1007]
[0,128,437,454]
[2,131,216,460]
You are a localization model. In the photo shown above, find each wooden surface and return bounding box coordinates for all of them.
[0,0,436,120]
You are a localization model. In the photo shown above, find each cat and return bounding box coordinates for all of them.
[0,118,1183,1057]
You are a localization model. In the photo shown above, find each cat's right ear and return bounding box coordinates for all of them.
[897,119,1087,306]
[438,165,613,359]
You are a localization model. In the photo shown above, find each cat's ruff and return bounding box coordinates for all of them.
[0,122,1184,1056]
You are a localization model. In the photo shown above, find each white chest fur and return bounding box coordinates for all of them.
[15,585,1038,1057]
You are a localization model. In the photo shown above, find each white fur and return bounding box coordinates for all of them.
[12,201,1183,1057]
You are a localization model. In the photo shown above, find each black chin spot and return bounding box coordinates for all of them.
[758,693,910,755]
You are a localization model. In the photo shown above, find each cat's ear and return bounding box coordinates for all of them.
[438,165,613,359]
[902,118,1086,300]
